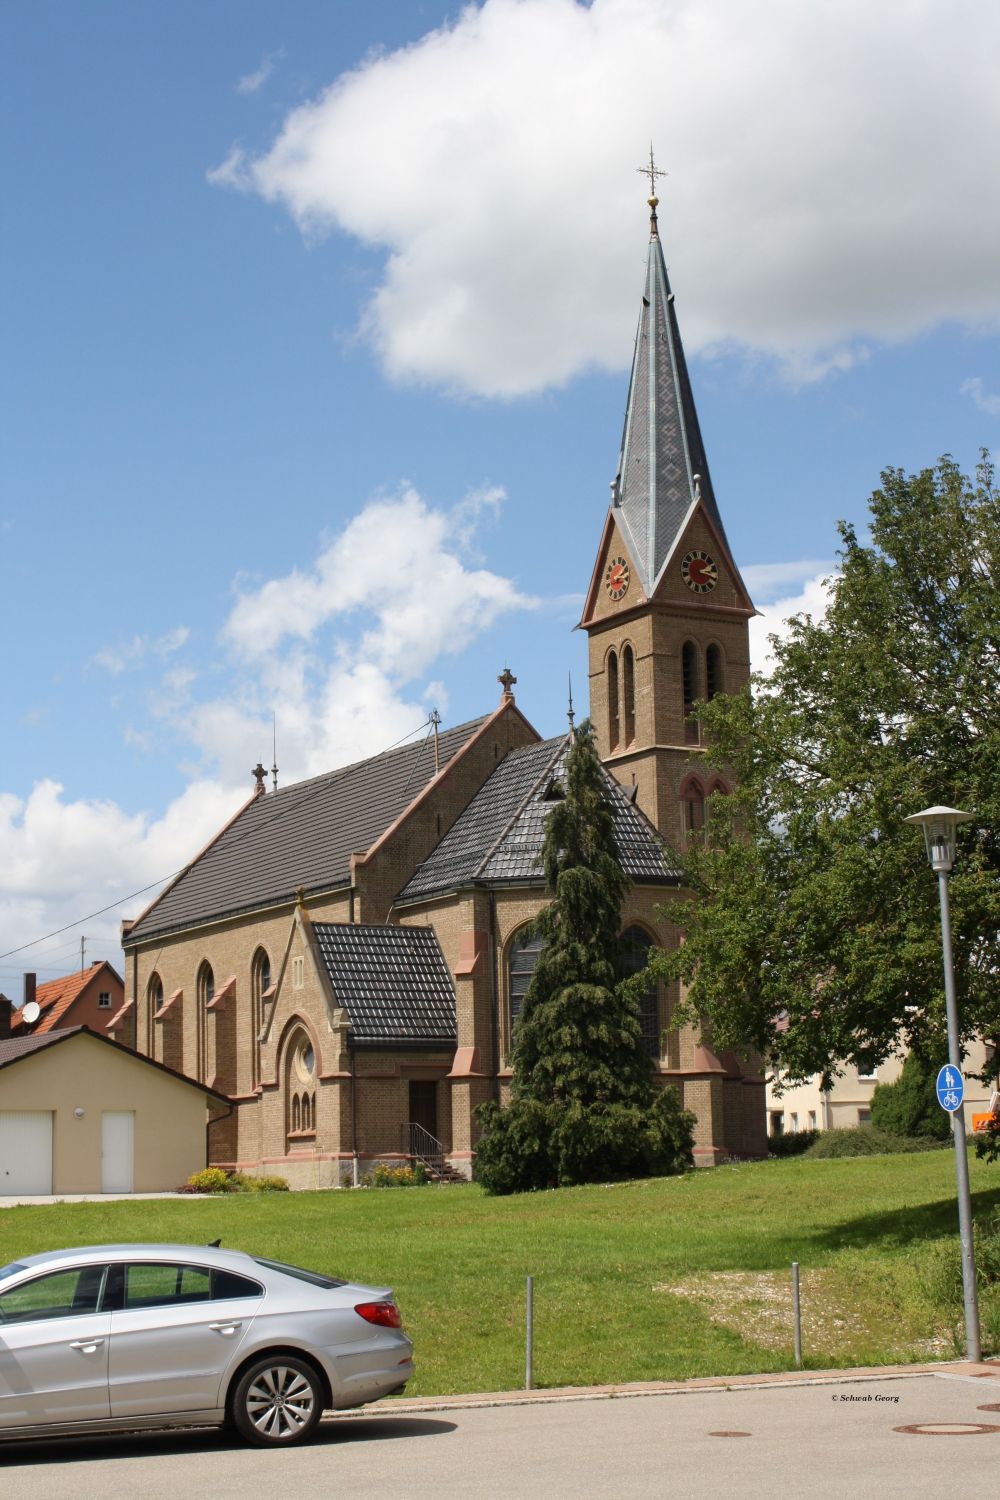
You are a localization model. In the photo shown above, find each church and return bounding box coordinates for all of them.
[117,188,767,1182]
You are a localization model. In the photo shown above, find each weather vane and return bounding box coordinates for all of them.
[637,145,667,200]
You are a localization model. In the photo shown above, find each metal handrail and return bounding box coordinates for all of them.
[405,1121,445,1164]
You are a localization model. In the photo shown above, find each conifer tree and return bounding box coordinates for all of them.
[475,721,694,1194]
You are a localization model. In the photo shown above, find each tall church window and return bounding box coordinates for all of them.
[682,641,699,744]
[251,948,271,1089]
[619,926,660,1058]
[706,644,723,701]
[607,650,620,750]
[196,961,214,1080]
[508,928,544,1040]
[197,961,215,1007]
[146,973,162,1049]
[681,776,706,838]
[622,645,636,745]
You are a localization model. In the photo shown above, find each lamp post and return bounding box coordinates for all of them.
[903,805,980,1363]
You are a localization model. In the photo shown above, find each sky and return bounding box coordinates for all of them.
[2,0,998,990]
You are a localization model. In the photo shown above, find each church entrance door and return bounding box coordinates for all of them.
[408,1080,438,1143]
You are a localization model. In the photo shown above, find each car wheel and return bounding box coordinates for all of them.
[229,1355,324,1446]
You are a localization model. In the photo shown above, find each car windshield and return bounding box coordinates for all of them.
[0,1262,27,1283]
[252,1257,346,1289]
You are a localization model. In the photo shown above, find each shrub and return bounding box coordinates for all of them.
[182,1167,234,1194]
[371,1163,428,1188]
[871,1051,950,1141]
[768,1128,819,1158]
[806,1126,947,1159]
[236,1173,289,1193]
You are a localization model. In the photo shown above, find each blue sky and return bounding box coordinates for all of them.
[2,0,997,985]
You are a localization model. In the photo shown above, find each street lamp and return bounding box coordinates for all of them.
[903,804,980,1362]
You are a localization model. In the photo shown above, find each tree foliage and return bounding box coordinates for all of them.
[870,1050,950,1141]
[649,454,1000,1087]
[475,721,695,1193]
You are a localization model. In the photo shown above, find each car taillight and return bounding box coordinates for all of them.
[354,1300,402,1329]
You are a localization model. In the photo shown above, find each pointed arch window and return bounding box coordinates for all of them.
[146,973,162,1039]
[681,776,706,838]
[250,948,271,1089]
[622,645,636,745]
[508,928,544,1039]
[620,926,660,1059]
[682,641,699,744]
[706,644,724,701]
[197,962,215,1008]
[607,650,620,750]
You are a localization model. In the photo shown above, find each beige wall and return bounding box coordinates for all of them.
[0,1034,214,1192]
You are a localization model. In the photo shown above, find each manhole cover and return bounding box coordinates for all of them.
[708,1431,751,1438]
[895,1422,1000,1436]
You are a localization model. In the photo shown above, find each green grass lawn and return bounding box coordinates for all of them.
[2,1152,998,1395]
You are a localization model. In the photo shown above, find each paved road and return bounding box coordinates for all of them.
[2,1374,999,1500]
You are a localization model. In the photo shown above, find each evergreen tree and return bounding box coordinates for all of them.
[475,721,694,1194]
[870,1050,950,1141]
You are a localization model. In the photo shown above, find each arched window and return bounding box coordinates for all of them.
[682,641,699,743]
[146,973,163,1044]
[250,948,271,1088]
[620,926,659,1059]
[607,650,620,750]
[706,644,724,701]
[508,928,544,1038]
[197,961,214,1008]
[292,1094,301,1132]
[622,645,636,745]
[681,777,706,838]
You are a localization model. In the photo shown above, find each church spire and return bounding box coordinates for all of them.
[611,158,739,597]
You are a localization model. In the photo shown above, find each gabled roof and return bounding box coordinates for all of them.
[312,923,456,1049]
[126,717,488,943]
[15,960,123,1034]
[0,1025,231,1103]
[612,199,744,599]
[399,735,678,903]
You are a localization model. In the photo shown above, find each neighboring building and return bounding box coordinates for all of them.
[120,190,768,1184]
[0,1018,229,1196]
[767,1042,999,1135]
[11,961,125,1037]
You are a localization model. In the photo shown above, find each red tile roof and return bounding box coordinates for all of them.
[15,961,123,1033]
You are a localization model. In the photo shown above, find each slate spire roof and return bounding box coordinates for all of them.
[399,735,678,903]
[612,196,740,597]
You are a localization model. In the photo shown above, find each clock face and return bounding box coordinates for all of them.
[604,556,630,601]
[681,550,718,594]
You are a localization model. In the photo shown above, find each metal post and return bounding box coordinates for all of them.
[791,1262,802,1368]
[938,869,981,1362]
[525,1275,534,1390]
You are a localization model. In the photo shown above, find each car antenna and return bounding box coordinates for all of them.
[208,1238,222,1248]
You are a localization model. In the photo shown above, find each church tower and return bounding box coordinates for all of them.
[581,181,754,848]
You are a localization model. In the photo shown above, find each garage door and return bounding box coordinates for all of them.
[0,1111,53,1194]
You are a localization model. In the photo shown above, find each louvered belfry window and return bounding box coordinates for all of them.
[706,643,723,701]
[682,641,699,744]
[607,650,620,749]
[622,645,636,745]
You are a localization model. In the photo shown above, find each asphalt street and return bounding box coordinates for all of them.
[2,1372,999,1500]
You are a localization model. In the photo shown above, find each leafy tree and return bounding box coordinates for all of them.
[645,454,999,1089]
[475,721,694,1193]
[870,1050,950,1141]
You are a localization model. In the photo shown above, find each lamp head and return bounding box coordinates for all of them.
[903,805,973,873]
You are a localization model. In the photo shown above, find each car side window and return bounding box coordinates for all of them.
[212,1270,263,1300]
[0,1265,107,1324]
[124,1263,212,1310]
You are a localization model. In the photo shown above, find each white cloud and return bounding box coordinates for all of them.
[93,626,190,676]
[962,377,1000,419]
[209,0,1000,398]
[236,48,285,96]
[749,570,837,677]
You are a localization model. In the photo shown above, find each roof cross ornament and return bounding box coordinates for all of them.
[498,665,517,702]
[637,145,667,201]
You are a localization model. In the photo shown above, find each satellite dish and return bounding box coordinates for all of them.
[21,1000,41,1025]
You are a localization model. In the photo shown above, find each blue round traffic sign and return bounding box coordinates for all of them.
[936,1064,964,1113]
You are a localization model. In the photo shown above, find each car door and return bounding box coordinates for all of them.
[108,1261,261,1418]
[0,1264,111,1428]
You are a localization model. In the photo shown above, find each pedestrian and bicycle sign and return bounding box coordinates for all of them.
[936,1064,964,1113]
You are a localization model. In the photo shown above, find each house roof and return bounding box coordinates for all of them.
[0,1026,232,1103]
[126,717,488,944]
[312,923,457,1049]
[612,199,746,600]
[15,960,123,1034]
[399,734,678,903]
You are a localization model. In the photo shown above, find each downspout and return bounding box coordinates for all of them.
[205,1099,235,1170]
[350,1041,360,1187]
[488,890,501,1104]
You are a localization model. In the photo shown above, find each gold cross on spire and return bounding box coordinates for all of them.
[637,145,666,201]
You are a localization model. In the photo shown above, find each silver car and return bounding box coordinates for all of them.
[0,1242,413,1446]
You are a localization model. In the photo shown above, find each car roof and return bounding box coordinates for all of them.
[11,1243,259,1272]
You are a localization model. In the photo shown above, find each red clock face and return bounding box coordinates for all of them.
[604,556,630,601]
[681,550,718,594]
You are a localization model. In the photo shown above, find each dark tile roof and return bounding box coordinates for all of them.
[399,735,678,902]
[127,718,487,943]
[312,923,456,1048]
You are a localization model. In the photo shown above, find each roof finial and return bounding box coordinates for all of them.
[271,711,279,793]
[429,707,442,773]
[498,665,517,702]
[252,761,267,796]
[637,144,666,237]
[567,673,576,739]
